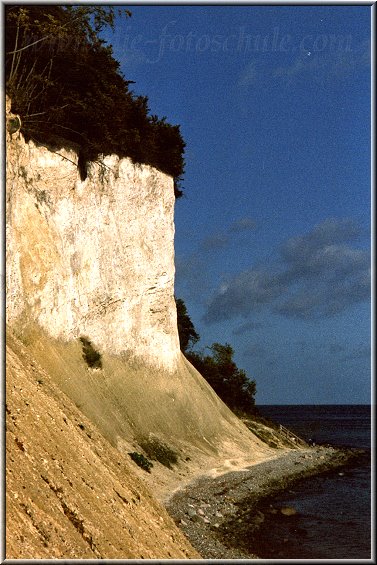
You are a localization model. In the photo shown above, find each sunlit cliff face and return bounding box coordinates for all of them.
[6,107,180,370]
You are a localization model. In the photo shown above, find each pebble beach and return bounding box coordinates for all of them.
[165,445,361,559]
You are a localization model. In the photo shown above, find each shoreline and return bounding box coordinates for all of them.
[165,444,363,559]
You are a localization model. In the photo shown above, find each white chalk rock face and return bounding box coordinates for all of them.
[6,129,180,370]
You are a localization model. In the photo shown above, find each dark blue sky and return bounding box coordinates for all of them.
[103,4,371,404]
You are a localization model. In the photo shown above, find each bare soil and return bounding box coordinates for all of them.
[5,330,200,559]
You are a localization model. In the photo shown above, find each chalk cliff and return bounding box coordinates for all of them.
[6,110,179,370]
[5,98,274,557]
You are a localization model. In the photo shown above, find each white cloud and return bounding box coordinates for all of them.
[203,217,370,323]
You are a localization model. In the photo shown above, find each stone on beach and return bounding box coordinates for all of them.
[191,515,202,523]
[253,510,265,524]
[280,506,297,516]
[165,445,357,560]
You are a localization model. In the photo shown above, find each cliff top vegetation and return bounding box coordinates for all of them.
[5,6,185,196]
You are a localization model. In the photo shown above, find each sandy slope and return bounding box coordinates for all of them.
[5,325,278,559]
[5,330,200,559]
[9,322,275,501]
[7,326,349,560]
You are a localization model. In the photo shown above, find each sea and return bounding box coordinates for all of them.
[250,404,374,560]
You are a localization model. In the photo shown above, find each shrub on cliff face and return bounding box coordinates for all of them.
[128,452,153,473]
[5,6,185,194]
[79,336,102,369]
[139,437,178,469]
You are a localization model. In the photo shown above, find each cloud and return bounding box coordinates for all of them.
[243,343,267,358]
[274,269,370,319]
[272,41,370,85]
[327,343,346,354]
[203,217,370,324]
[200,216,257,252]
[237,40,371,93]
[273,55,307,80]
[274,218,370,318]
[341,344,371,361]
[282,243,368,280]
[174,253,214,302]
[325,342,370,361]
[280,217,362,258]
[232,320,266,335]
[204,267,286,323]
[200,233,231,252]
[181,216,257,259]
[229,217,257,232]
[243,342,278,368]
[199,217,257,252]
[176,216,257,298]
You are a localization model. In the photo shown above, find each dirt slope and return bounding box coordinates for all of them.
[5,330,200,559]
[9,322,274,502]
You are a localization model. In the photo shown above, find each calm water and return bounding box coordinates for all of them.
[251,405,373,560]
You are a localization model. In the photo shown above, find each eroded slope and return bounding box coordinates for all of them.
[6,331,200,559]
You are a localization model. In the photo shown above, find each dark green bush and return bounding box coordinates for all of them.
[186,343,257,415]
[79,336,102,369]
[139,437,178,469]
[128,452,153,473]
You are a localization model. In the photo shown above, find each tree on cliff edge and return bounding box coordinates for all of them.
[5,5,185,194]
[175,297,200,353]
